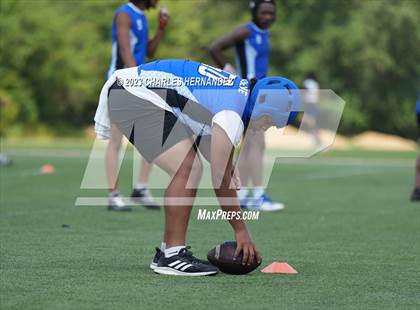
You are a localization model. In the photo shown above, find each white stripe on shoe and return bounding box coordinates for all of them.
[168,260,181,267]
[180,264,193,271]
[174,262,187,269]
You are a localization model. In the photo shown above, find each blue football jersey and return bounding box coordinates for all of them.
[107,3,149,78]
[235,22,270,80]
[137,59,253,125]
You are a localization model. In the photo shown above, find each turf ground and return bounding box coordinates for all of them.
[1,140,419,310]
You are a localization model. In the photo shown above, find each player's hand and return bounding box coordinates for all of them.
[223,63,236,74]
[234,229,262,266]
[159,6,169,30]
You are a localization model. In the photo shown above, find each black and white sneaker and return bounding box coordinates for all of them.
[150,246,211,270]
[150,246,210,270]
[0,154,12,166]
[411,188,420,201]
[154,248,219,276]
[108,194,132,212]
[131,188,160,210]
[180,246,212,265]
[150,247,164,270]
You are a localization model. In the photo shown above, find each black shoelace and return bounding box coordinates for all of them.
[179,246,207,264]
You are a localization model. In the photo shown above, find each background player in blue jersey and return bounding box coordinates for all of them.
[94,59,300,276]
[106,0,169,211]
[208,0,284,212]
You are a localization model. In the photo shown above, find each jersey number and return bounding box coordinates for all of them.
[198,64,235,82]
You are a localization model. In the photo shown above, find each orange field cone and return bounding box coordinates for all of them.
[40,164,55,174]
[261,262,298,274]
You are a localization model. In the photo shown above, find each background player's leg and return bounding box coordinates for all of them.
[237,131,264,207]
[131,159,161,209]
[153,139,203,247]
[106,124,123,192]
[138,160,153,185]
[411,116,420,201]
[415,156,420,188]
[105,125,131,211]
[237,133,252,207]
[247,131,265,190]
[238,136,251,187]
[240,130,284,211]
[411,155,420,201]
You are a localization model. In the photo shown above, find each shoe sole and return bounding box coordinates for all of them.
[153,267,218,276]
[150,262,157,270]
[260,206,285,212]
[249,204,285,212]
[131,197,160,210]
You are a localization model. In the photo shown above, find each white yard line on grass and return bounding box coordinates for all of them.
[275,157,412,168]
[5,148,413,168]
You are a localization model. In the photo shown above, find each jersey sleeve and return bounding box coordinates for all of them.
[212,110,244,146]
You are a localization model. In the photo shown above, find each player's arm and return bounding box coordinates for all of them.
[208,26,250,69]
[210,124,261,266]
[147,8,169,58]
[115,12,137,68]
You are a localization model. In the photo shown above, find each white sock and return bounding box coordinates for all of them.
[237,188,249,200]
[164,245,185,258]
[109,190,119,197]
[135,182,147,190]
[253,186,265,199]
[160,242,166,251]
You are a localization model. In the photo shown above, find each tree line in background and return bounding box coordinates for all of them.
[1,0,419,138]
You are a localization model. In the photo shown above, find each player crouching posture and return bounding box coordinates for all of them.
[94,59,299,276]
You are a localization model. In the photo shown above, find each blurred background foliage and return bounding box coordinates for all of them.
[0,0,419,138]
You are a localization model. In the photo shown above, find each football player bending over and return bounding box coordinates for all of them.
[95,59,299,276]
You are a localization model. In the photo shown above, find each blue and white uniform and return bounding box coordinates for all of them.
[107,2,149,78]
[136,59,253,146]
[96,60,253,151]
[235,22,270,80]
[95,59,299,160]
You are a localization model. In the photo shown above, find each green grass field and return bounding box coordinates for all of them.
[1,140,419,310]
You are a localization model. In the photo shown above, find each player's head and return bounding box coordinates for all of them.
[249,0,276,29]
[248,76,300,131]
[130,0,158,10]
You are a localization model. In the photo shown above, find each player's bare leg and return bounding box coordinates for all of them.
[152,139,217,276]
[153,139,203,247]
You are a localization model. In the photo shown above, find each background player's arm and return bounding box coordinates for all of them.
[147,9,169,58]
[115,12,137,68]
[147,29,165,58]
[208,26,250,68]
[211,124,261,265]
